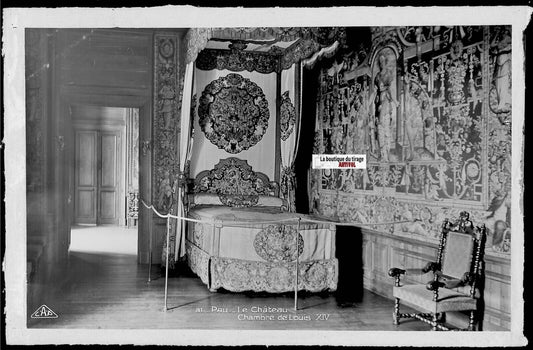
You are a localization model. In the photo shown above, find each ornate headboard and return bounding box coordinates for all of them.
[193,157,280,207]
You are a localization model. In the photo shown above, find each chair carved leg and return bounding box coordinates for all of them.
[468,310,476,331]
[393,298,400,325]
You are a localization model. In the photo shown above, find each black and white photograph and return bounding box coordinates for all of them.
[2,6,529,346]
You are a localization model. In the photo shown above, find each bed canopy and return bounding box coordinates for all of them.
[170,27,347,261]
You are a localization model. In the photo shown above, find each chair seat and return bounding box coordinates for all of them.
[393,284,476,313]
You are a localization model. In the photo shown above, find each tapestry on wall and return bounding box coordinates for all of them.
[198,73,270,154]
[154,34,185,269]
[153,34,182,213]
[310,26,512,255]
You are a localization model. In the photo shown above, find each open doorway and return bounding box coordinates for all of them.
[69,105,139,256]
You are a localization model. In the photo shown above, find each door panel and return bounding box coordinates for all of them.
[78,133,96,186]
[100,191,117,220]
[100,134,117,187]
[75,131,97,224]
[98,131,121,225]
[77,190,96,218]
[74,128,122,225]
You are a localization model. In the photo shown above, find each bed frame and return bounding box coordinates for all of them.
[186,157,338,293]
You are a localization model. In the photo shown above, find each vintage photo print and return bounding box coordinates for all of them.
[3,6,530,346]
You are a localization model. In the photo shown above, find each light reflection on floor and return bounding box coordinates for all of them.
[70,225,137,255]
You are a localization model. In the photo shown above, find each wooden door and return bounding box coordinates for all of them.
[75,130,98,224]
[98,131,121,225]
[74,129,122,225]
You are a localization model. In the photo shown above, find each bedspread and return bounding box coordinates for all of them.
[186,205,338,293]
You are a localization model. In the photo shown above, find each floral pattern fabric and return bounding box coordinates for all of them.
[198,73,270,154]
[186,243,211,287]
[280,91,296,141]
[253,224,304,262]
[193,157,279,207]
[185,204,337,293]
[210,257,338,293]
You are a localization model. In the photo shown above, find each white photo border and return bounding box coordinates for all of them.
[3,6,530,346]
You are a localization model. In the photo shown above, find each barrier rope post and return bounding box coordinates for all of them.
[140,196,416,313]
[141,200,154,283]
[164,215,170,312]
[148,212,152,283]
[294,217,301,311]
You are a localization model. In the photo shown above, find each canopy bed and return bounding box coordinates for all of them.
[186,157,337,293]
[158,27,346,295]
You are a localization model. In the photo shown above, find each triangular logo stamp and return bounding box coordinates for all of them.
[30,304,58,319]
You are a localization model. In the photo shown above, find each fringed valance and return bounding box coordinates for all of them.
[185,28,214,64]
[184,27,347,68]
[207,27,346,46]
[301,41,340,69]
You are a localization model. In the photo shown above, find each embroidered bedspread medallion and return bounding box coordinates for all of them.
[199,73,270,153]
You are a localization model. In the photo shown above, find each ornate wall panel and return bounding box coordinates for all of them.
[126,109,140,226]
[310,26,512,256]
[126,109,140,192]
[153,34,182,212]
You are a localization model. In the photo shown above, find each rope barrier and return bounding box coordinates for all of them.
[141,197,415,312]
[141,199,415,227]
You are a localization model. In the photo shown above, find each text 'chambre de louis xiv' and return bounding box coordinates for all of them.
[203,305,330,322]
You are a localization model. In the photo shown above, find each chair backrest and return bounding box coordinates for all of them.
[441,231,474,279]
[437,211,486,293]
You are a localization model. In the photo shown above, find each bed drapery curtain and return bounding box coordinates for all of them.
[279,63,302,212]
[174,62,195,258]
[301,41,340,69]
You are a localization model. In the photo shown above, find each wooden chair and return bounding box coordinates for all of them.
[388,211,486,331]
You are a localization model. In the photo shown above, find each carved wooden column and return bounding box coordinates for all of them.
[126,108,140,227]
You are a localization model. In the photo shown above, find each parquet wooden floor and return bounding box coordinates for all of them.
[28,226,428,331]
